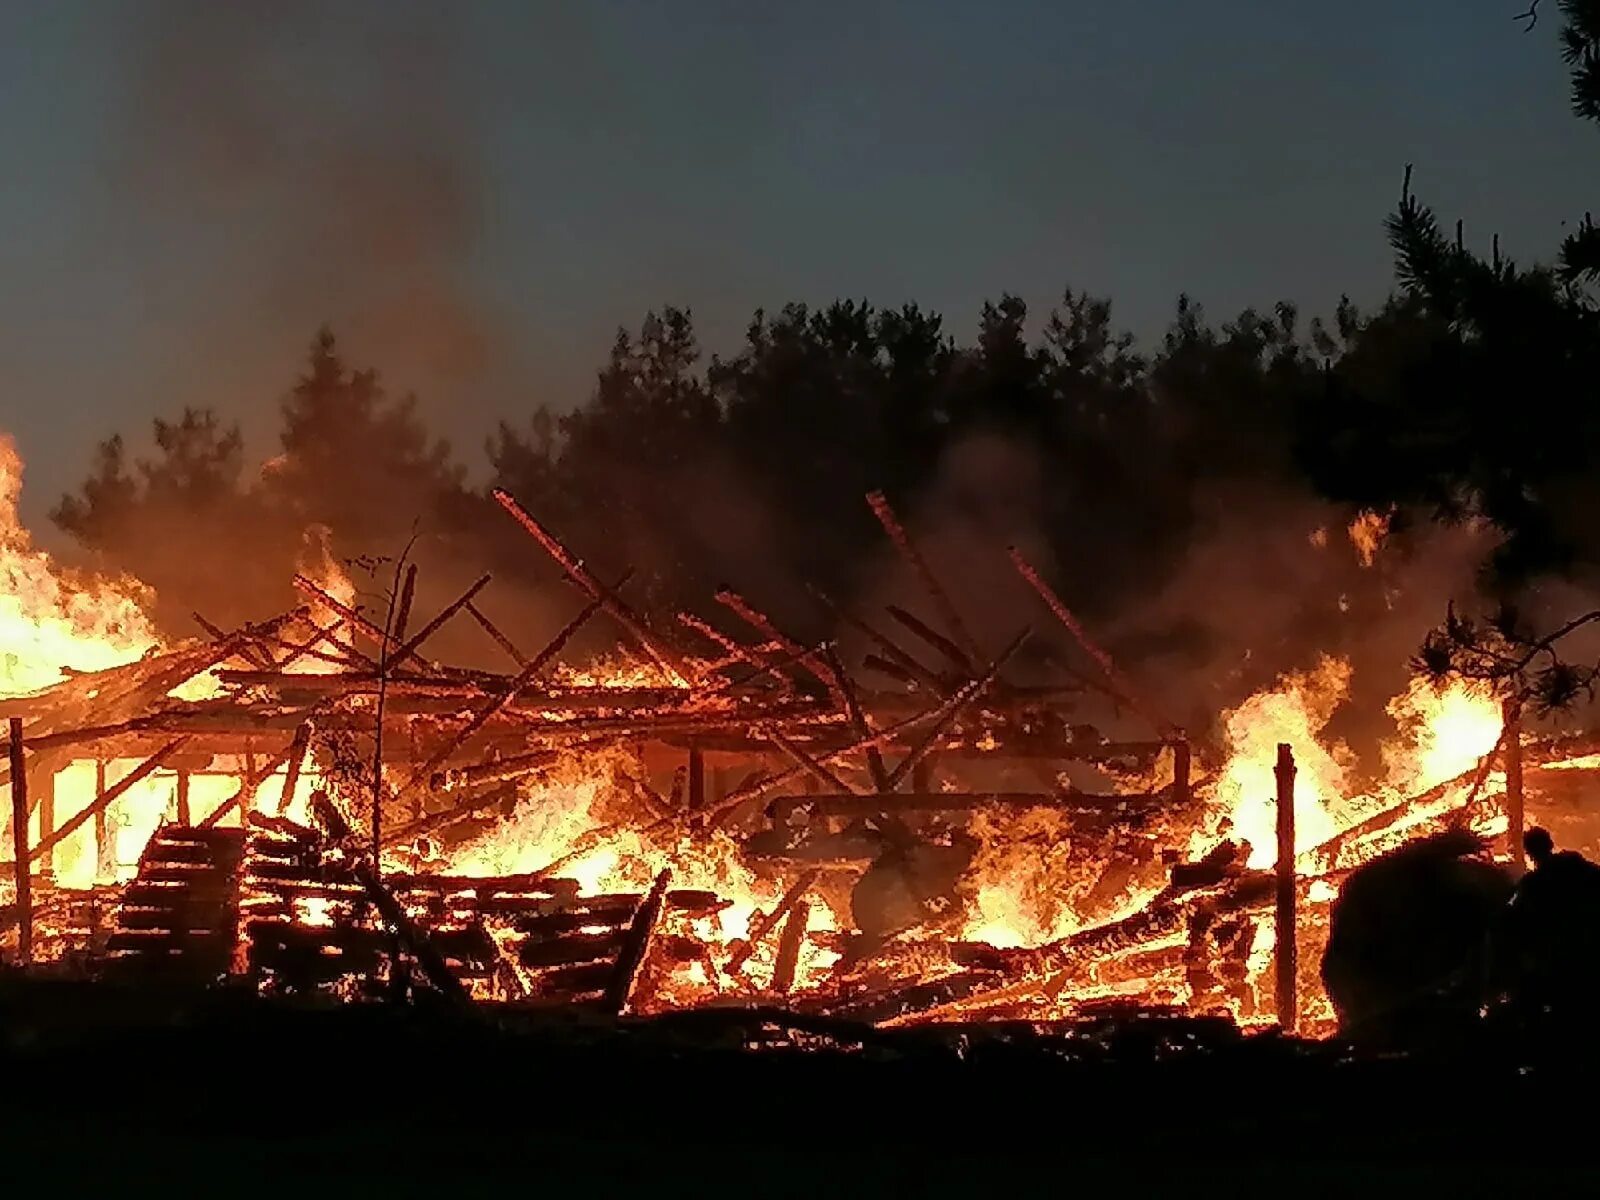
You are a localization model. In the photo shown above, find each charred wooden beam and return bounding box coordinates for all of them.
[292,575,391,649]
[276,721,315,817]
[885,630,1028,791]
[9,717,31,964]
[1504,697,1525,872]
[886,605,975,677]
[1275,743,1297,1033]
[310,794,473,1008]
[492,488,690,687]
[465,599,525,668]
[772,900,810,994]
[809,587,948,697]
[762,729,862,797]
[393,564,419,644]
[606,868,671,1015]
[707,704,964,828]
[383,574,493,675]
[29,739,189,864]
[865,490,984,666]
[712,589,837,702]
[726,870,820,976]
[766,789,1160,822]
[1008,546,1179,737]
[822,645,893,797]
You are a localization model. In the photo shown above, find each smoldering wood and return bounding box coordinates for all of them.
[712,588,836,696]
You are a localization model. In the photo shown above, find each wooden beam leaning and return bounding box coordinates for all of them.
[381,574,493,676]
[276,721,316,817]
[726,870,820,975]
[492,488,690,687]
[606,868,672,1015]
[394,591,609,803]
[197,744,295,830]
[1504,696,1525,873]
[886,605,975,676]
[772,900,810,994]
[865,490,984,666]
[29,738,189,864]
[8,717,31,964]
[706,704,961,829]
[713,588,837,698]
[292,575,391,648]
[465,600,526,668]
[1007,546,1181,738]
[821,645,892,795]
[884,629,1029,791]
[808,586,948,697]
[762,729,863,797]
[393,564,419,644]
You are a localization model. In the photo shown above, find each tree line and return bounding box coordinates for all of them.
[47,4,1600,714]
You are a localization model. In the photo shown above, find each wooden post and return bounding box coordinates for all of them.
[1274,743,1297,1033]
[94,759,110,881]
[772,899,810,994]
[1172,740,1192,808]
[1504,698,1525,874]
[912,756,933,796]
[176,769,191,825]
[687,745,705,826]
[36,757,54,882]
[9,718,31,965]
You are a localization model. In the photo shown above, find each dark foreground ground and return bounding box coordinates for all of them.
[0,977,1594,1195]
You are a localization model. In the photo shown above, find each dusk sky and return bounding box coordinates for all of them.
[3,1,1596,532]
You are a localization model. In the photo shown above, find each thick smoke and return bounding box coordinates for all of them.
[119,1,501,397]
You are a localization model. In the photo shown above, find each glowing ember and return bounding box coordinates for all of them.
[1347,509,1390,567]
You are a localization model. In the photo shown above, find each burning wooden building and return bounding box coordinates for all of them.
[4,461,1594,1033]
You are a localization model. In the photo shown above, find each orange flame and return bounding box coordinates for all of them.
[0,434,162,698]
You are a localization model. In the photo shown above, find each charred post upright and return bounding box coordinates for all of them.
[8,716,31,964]
[1503,697,1525,872]
[1275,742,1297,1032]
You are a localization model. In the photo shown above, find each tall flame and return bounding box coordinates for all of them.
[0,434,161,698]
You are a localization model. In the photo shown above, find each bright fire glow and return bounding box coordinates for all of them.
[0,433,161,698]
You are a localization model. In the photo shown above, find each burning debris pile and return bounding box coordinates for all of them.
[3,431,1598,1034]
